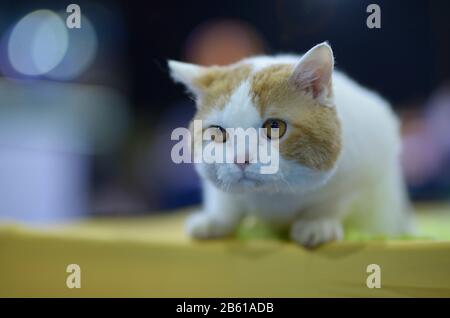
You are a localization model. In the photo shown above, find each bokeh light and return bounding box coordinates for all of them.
[46,13,98,80]
[8,9,68,76]
[184,19,265,66]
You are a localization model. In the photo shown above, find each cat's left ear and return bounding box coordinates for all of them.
[290,42,334,105]
[168,60,206,98]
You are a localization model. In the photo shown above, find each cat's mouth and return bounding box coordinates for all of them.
[237,174,261,186]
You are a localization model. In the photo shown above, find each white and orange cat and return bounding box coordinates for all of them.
[169,42,414,247]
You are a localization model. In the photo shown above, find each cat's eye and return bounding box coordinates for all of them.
[262,119,287,139]
[206,125,228,143]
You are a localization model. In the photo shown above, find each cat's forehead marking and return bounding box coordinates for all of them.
[220,81,261,128]
[193,64,252,112]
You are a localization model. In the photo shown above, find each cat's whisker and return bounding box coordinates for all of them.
[270,178,280,193]
[279,173,295,194]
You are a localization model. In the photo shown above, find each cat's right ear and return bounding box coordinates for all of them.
[168,60,206,99]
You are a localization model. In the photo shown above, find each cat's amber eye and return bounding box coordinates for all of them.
[262,119,287,139]
[206,125,228,143]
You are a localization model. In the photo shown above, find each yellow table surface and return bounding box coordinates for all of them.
[1,205,450,297]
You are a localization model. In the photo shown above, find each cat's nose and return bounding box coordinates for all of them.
[235,160,250,170]
[234,152,251,170]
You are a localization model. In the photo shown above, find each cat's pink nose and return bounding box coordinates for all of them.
[235,161,249,170]
[234,152,251,170]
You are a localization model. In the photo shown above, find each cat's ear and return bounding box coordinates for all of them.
[168,60,206,98]
[290,42,334,105]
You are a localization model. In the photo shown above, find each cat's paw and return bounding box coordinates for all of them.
[185,212,235,239]
[290,218,343,248]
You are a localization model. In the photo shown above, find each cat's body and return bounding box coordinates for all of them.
[169,43,413,247]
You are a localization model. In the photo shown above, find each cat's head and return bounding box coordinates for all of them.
[169,42,342,194]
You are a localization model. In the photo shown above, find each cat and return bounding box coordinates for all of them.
[168,42,414,247]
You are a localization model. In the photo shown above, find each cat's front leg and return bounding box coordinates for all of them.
[290,218,343,248]
[186,210,242,239]
[186,182,244,239]
[289,200,347,248]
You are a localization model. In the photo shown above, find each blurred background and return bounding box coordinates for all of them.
[0,0,449,223]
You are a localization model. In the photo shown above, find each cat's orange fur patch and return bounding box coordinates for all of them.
[251,64,341,171]
[251,64,295,114]
[193,64,252,115]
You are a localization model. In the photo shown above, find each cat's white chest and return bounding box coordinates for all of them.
[243,192,309,224]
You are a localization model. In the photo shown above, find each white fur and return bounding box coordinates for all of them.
[172,44,414,247]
